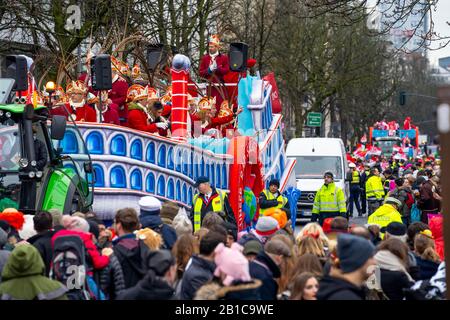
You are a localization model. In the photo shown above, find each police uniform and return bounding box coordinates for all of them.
[367,198,403,239]
[191,186,236,232]
[312,180,347,226]
[347,167,362,216]
[366,174,385,215]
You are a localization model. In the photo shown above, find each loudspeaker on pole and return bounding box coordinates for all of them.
[229,42,249,72]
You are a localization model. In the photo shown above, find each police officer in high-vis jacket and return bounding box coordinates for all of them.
[259,179,289,215]
[311,171,347,226]
[190,176,236,232]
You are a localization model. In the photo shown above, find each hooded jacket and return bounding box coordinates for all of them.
[429,216,444,261]
[249,251,281,300]
[116,269,175,300]
[194,279,262,300]
[139,213,177,250]
[27,229,56,277]
[113,233,150,288]
[0,245,68,300]
[317,275,366,300]
[180,255,216,300]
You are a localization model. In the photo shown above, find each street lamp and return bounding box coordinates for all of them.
[45,81,56,109]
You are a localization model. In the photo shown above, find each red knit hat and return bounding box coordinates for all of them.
[0,208,25,231]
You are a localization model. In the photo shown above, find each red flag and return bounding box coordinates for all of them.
[263,72,282,113]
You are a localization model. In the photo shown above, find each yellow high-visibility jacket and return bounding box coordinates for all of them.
[368,203,403,239]
[366,175,384,200]
[312,182,346,215]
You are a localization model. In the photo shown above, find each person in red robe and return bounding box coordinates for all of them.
[190,96,241,138]
[87,91,120,125]
[50,80,96,122]
[199,35,229,107]
[126,85,169,135]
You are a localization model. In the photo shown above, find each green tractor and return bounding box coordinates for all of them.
[0,78,94,215]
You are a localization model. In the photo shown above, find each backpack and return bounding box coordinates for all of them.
[50,234,91,300]
[411,203,422,223]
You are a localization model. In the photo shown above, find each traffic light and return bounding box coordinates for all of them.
[399,91,406,106]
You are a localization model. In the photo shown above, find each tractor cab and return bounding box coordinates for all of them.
[0,78,94,214]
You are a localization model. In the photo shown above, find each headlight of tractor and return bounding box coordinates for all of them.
[28,171,36,178]
[36,171,43,178]
[0,110,3,116]
[31,160,37,167]
[19,158,29,168]
[5,112,11,118]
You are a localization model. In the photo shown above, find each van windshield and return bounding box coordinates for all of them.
[290,156,343,179]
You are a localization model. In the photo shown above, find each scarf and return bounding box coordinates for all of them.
[209,51,219,60]
[374,250,414,282]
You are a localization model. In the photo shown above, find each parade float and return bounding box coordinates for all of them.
[0,51,298,232]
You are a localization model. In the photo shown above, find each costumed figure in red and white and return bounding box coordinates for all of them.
[191,96,241,138]
[50,80,96,122]
[109,56,130,125]
[199,35,230,107]
[86,91,120,125]
[126,85,169,136]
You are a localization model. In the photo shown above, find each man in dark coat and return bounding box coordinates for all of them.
[27,211,56,277]
[138,196,177,250]
[180,230,226,300]
[112,208,150,288]
[249,240,289,300]
[317,234,376,300]
[32,125,48,171]
[117,250,176,300]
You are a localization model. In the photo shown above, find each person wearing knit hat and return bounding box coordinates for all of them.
[254,216,279,242]
[368,197,404,239]
[259,179,289,216]
[317,234,375,300]
[194,243,262,300]
[138,196,177,250]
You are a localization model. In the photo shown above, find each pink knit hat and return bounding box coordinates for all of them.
[214,243,251,286]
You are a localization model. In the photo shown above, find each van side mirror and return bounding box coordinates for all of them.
[51,115,67,140]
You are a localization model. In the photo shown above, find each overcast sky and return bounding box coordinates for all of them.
[427,0,450,66]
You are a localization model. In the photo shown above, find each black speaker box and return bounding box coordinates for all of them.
[91,54,112,90]
[229,42,248,72]
[5,55,28,91]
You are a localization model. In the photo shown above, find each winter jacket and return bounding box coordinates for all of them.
[0,228,10,282]
[99,254,126,300]
[194,279,262,300]
[0,245,68,300]
[113,233,150,288]
[27,229,56,276]
[190,188,236,230]
[52,229,109,271]
[249,251,281,300]
[317,275,366,300]
[139,214,177,250]
[414,255,440,281]
[379,269,414,300]
[429,215,444,261]
[117,269,175,300]
[417,181,441,214]
[180,255,216,300]
[389,187,413,218]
